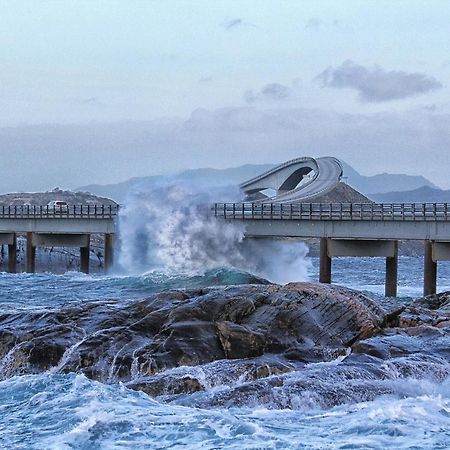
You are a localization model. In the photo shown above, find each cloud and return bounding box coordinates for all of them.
[224,18,243,30]
[198,76,213,84]
[316,60,442,102]
[304,18,341,30]
[2,106,450,192]
[223,18,257,31]
[244,83,293,103]
[304,18,321,30]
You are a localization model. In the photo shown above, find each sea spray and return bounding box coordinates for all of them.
[117,178,311,283]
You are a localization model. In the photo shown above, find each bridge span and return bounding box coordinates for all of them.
[214,202,450,297]
[0,205,118,274]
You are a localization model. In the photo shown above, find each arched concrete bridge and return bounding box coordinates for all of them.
[215,156,450,297]
[240,156,343,202]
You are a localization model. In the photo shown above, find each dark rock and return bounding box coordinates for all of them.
[413,291,450,312]
[0,283,384,390]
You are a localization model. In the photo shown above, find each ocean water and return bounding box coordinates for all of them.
[0,257,449,449]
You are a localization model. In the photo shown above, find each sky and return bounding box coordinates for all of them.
[1,0,450,191]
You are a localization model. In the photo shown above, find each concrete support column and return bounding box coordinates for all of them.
[319,237,332,283]
[385,240,398,297]
[104,233,114,272]
[7,233,17,273]
[26,232,36,273]
[80,238,90,274]
[424,240,437,296]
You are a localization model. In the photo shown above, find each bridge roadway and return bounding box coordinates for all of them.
[214,202,450,297]
[240,156,343,202]
[0,205,118,274]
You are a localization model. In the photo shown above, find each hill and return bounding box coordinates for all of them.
[340,162,436,195]
[75,160,437,202]
[0,189,117,206]
[371,185,450,203]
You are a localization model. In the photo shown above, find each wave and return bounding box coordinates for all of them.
[116,178,311,284]
[0,372,449,449]
[0,267,271,312]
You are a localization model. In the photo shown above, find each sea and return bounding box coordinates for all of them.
[0,256,449,450]
[0,180,449,449]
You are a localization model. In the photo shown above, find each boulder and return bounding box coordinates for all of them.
[0,283,385,388]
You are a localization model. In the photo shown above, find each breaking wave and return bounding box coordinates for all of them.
[117,178,311,283]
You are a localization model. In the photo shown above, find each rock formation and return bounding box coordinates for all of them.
[0,282,448,409]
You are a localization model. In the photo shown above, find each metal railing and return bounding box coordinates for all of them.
[0,204,119,219]
[213,202,450,221]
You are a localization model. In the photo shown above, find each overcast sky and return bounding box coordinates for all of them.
[1,0,450,191]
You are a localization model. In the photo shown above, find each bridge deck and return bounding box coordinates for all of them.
[0,204,118,219]
[0,205,118,234]
[214,202,450,241]
[214,202,450,222]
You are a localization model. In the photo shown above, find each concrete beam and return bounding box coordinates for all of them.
[327,239,397,257]
[0,233,15,245]
[432,241,450,261]
[0,218,115,234]
[241,219,450,241]
[31,233,90,248]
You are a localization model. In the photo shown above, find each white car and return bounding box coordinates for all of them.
[47,200,69,213]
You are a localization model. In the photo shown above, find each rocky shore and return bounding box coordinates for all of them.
[0,281,449,409]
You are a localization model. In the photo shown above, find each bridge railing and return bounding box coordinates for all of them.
[213,202,450,221]
[0,204,119,219]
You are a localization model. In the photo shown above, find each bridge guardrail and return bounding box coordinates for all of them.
[213,202,450,221]
[0,204,119,219]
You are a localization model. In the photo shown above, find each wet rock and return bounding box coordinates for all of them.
[352,326,450,361]
[174,360,395,409]
[127,355,298,397]
[413,291,450,312]
[0,283,384,388]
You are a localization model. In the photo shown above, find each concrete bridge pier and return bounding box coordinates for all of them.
[319,238,399,297]
[423,240,436,296]
[0,233,17,273]
[104,233,114,272]
[8,233,17,273]
[319,238,331,283]
[26,232,36,273]
[385,241,399,297]
[423,240,450,296]
[26,233,91,274]
[80,243,90,274]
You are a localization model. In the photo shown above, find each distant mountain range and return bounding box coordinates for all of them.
[76,161,440,203]
[371,185,450,203]
[339,162,437,196]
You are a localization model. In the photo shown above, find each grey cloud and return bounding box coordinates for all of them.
[317,60,442,102]
[224,18,257,31]
[1,107,450,192]
[244,83,293,103]
[198,76,213,84]
[304,18,321,30]
[82,97,102,105]
[225,18,243,30]
[304,18,341,30]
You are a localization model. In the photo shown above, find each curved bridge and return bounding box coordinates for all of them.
[240,156,343,202]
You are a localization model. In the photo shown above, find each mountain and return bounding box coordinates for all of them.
[75,160,438,202]
[76,164,275,202]
[370,186,450,203]
[340,161,437,195]
[0,188,117,206]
